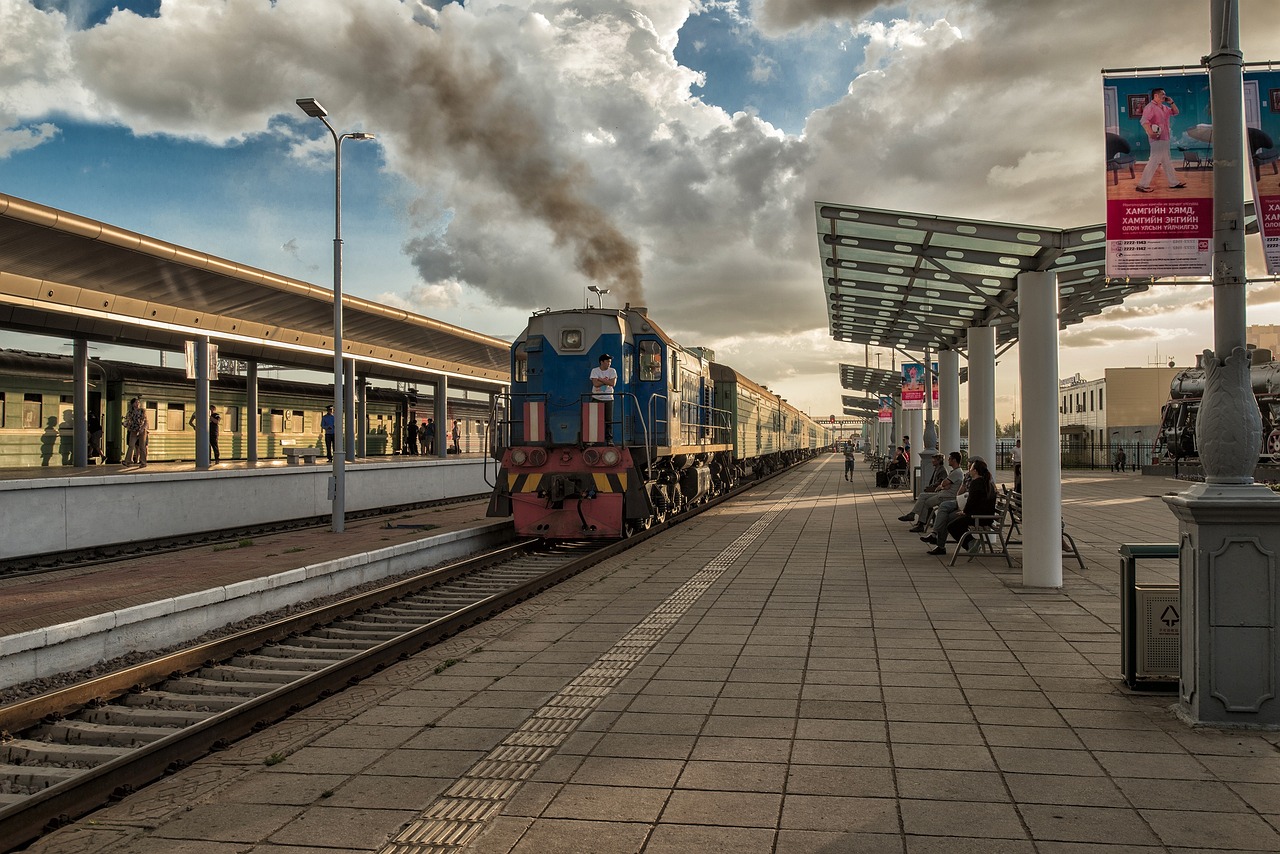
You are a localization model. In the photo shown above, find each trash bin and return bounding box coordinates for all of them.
[1119,543,1180,691]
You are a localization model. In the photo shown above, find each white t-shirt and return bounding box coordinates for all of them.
[590,366,617,401]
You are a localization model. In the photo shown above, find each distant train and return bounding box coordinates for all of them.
[486,306,833,538]
[1156,351,1280,462]
[0,350,490,467]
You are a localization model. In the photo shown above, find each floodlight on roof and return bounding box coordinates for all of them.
[296,98,328,118]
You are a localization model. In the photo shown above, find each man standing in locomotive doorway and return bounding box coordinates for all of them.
[590,353,617,443]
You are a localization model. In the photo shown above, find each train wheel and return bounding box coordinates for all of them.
[1268,429,1280,459]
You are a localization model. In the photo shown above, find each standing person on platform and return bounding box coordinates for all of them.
[320,405,336,462]
[1114,447,1127,473]
[590,353,617,443]
[124,398,149,467]
[208,404,222,463]
[1011,439,1022,492]
[425,417,436,455]
[451,419,461,454]
[1135,87,1185,193]
[405,413,418,455]
[88,410,103,462]
[844,446,856,481]
[418,419,430,457]
[902,435,911,464]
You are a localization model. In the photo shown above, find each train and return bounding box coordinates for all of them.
[486,306,834,538]
[1156,351,1280,462]
[0,349,491,467]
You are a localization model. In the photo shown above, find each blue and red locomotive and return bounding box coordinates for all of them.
[487,306,831,538]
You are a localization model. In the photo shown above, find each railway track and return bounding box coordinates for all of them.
[0,535,639,852]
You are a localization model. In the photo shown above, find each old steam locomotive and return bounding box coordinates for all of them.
[1157,349,1280,462]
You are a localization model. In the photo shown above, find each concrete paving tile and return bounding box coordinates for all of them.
[795,718,889,742]
[721,680,804,699]
[730,667,805,684]
[360,747,484,778]
[591,732,695,760]
[787,764,895,798]
[1030,844,1164,853]
[894,769,1009,802]
[1003,772,1125,806]
[1141,807,1280,850]
[971,706,1067,727]
[643,823,776,853]
[702,714,794,739]
[465,815,533,854]
[1076,727,1185,753]
[503,781,562,817]
[1228,781,1280,813]
[569,755,684,788]
[882,686,967,706]
[529,752,586,783]
[1197,754,1280,783]
[638,679,723,697]
[556,730,604,755]
[399,725,510,751]
[799,699,887,720]
[217,772,348,806]
[432,705,534,729]
[379,689,478,709]
[888,721,985,746]
[676,759,786,793]
[309,724,417,750]
[901,798,1027,839]
[323,773,450,809]
[257,746,386,776]
[662,788,782,827]
[712,697,800,717]
[780,794,898,833]
[791,739,892,767]
[347,704,449,728]
[878,672,961,689]
[991,746,1106,776]
[905,837,1037,853]
[506,818,650,854]
[1114,776,1249,811]
[890,743,996,772]
[775,829,905,853]
[609,711,706,734]
[1018,804,1160,845]
[625,694,716,714]
[1092,750,1214,780]
[691,735,792,763]
[980,724,1085,750]
[147,802,303,842]
[886,703,976,724]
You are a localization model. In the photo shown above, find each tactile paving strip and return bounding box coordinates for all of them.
[380,473,816,852]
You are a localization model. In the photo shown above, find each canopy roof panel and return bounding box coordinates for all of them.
[0,193,510,389]
[816,202,1153,353]
[839,363,900,394]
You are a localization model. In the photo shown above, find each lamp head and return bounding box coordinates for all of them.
[588,285,600,295]
[296,98,328,118]
[349,132,376,141]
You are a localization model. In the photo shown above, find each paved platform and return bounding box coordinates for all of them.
[22,456,1280,854]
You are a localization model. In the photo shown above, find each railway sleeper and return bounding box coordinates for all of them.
[229,654,337,670]
[162,677,281,698]
[80,706,213,728]
[30,720,172,747]
[311,627,405,641]
[249,644,356,660]
[118,690,246,712]
[337,617,437,631]
[194,665,316,684]
[275,635,384,650]
[0,738,130,767]
[0,763,81,794]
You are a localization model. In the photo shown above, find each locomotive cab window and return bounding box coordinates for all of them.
[560,329,584,351]
[639,341,662,381]
[514,343,528,383]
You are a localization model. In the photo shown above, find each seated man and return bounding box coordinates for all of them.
[890,446,908,477]
[921,454,984,545]
[899,452,963,530]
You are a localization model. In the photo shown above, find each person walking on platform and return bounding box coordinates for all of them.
[1011,438,1022,493]
[320,405,336,461]
[844,446,856,480]
[123,397,149,467]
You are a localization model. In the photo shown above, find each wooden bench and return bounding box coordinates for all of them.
[1002,487,1085,569]
[949,492,1014,567]
[283,447,323,465]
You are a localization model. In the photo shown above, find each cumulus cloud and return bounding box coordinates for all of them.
[4,0,1280,418]
[1060,324,1177,349]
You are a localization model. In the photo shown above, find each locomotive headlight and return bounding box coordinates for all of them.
[600,448,621,466]
[561,329,583,350]
[510,448,528,466]
[528,448,548,466]
[583,447,601,466]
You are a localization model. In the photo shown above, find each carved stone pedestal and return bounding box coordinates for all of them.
[1165,483,1280,727]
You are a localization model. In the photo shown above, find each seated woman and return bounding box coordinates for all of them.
[927,458,997,556]
[891,446,908,473]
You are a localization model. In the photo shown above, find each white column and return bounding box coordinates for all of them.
[939,349,960,456]
[1018,271,1063,588]
[968,325,997,468]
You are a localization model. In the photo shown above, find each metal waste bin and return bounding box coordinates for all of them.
[1119,543,1180,690]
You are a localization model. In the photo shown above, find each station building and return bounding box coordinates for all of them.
[1059,365,1180,465]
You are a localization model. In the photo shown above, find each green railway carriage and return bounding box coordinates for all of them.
[0,351,415,467]
[710,362,834,479]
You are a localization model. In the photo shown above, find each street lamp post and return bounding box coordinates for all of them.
[296,97,375,534]
[587,285,610,308]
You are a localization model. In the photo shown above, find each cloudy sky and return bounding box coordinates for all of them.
[3,0,1280,424]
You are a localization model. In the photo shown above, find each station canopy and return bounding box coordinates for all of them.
[0,193,509,389]
[841,394,880,415]
[816,202,1153,354]
[840,363,901,395]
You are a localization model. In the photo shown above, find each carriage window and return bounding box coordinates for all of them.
[22,394,42,429]
[146,402,160,431]
[671,354,680,391]
[514,343,528,383]
[639,341,662,381]
[224,406,240,432]
[267,409,285,433]
[0,392,5,427]
[290,410,306,434]
[165,403,185,432]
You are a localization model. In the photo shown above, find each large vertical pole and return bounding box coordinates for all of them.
[344,358,356,462]
[1164,0,1280,727]
[331,133,346,532]
[939,349,961,456]
[73,338,88,467]
[1018,271,1063,588]
[247,361,259,463]
[968,325,997,467]
[195,336,210,470]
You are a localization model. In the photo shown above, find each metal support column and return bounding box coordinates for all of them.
[939,349,961,456]
[1018,270,1063,588]
[968,325,997,467]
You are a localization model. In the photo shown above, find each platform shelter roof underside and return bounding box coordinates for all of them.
[839,364,901,396]
[816,202,1153,355]
[0,193,509,390]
